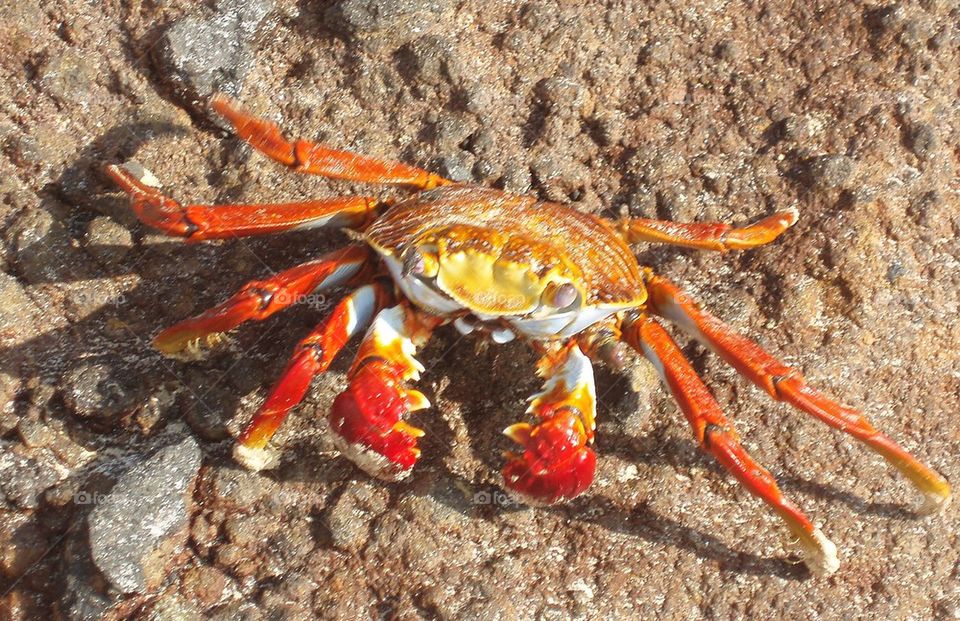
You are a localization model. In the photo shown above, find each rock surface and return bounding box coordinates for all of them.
[88,435,203,593]
[154,0,277,111]
[0,0,958,619]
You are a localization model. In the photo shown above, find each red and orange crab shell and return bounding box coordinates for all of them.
[103,94,951,577]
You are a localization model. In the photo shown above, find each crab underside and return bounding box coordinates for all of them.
[104,95,951,577]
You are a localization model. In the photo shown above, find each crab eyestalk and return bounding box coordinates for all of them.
[502,343,598,505]
[329,305,439,481]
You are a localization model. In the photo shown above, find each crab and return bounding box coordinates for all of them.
[104,95,951,576]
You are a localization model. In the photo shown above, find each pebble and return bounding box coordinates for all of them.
[84,216,133,265]
[806,154,855,189]
[325,480,389,552]
[208,464,279,512]
[433,111,479,150]
[500,163,532,194]
[0,444,60,510]
[0,273,39,349]
[435,150,475,183]
[184,388,232,441]
[38,48,96,105]
[0,516,47,579]
[326,0,455,52]
[154,0,276,105]
[406,36,461,86]
[62,361,142,423]
[87,435,203,593]
[906,122,937,160]
[180,564,234,609]
[461,80,496,116]
[519,3,560,35]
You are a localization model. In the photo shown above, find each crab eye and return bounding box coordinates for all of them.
[402,247,438,278]
[547,282,578,308]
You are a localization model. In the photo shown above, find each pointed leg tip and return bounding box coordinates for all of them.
[798,528,840,577]
[782,205,801,227]
[233,443,279,472]
[210,92,238,116]
[918,488,952,516]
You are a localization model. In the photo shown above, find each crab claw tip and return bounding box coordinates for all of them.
[502,422,532,445]
[404,389,431,411]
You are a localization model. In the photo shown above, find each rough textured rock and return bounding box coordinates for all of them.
[326,0,457,52]
[0,0,958,618]
[87,435,203,593]
[0,443,61,510]
[154,0,277,110]
[62,361,143,423]
[325,480,390,552]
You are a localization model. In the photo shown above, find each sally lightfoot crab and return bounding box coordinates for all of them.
[104,95,951,576]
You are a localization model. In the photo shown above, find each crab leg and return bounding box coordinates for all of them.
[154,246,370,357]
[105,164,377,241]
[502,342,598,505]
[621,208,798,251]
[329,304,442,480]
[622,314,839,576]
[211,95,451,190]
[644,272,952,513]
[233,283,392,471]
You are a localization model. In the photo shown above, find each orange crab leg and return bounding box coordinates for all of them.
[644,272,952,513]
[105,164,377,241]
[621,208,798,251]
[328,304,442,481]
[154,246,371,357]
[211,95,451,190]
[501,342,598,505]
[233,282,392,471]
[622,314,839,575]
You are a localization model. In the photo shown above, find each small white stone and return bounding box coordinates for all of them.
[121,160,162,188]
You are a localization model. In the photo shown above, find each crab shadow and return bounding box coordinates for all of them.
[427,346,923,579]
[4,119,355,458]
[1,118,382,592]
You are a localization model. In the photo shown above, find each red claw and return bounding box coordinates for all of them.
[502,410,597,505]
[502,344,599,505]
[329,360,428,480]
